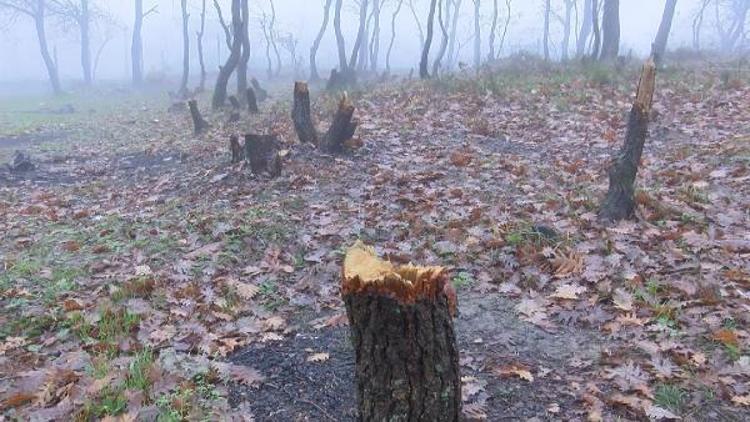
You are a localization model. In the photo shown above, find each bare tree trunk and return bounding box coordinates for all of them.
[132,0,144,86]
[652,0,677,66]
[32,1,62,95]
[269,0,281,77]
[342,242,461,422]
[188,100,210,134]
[591,0,601,59]
[349,0,370,71]
[577,0,593,58]
[214,0,232,50]
[310,0,333,81]
[179,0,190,97]
[599,0,619,61]
[292,81,318,145]
[488,0,498,61]
[599,58,656,223]
[358,7,372,72]
[408,0,426,52]
[692,0,710,51]
[420,0,438,79]
[543,0,550,61]
[369,0,381,72]
[237,0,250,96]
[447,0,463,68]
[212,0,242,108]
[197,0,207,91]
[561,0,574,61]
[498,0,511,57]
[386,0,405,73]
[473,0,481,69]
[334,0,348,71]
[78,0,91,85]
[432,0,450,76]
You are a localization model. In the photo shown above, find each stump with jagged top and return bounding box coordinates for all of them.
[599,57,657,223]
[342,242,461,422]
[244,134,282,178]
[292,81,318,145]
[322,93,358,153]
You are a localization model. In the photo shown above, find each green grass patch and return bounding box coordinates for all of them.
[654,383,686,413]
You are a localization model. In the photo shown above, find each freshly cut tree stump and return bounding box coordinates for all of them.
[230,135,244,163]
[292,81,318,145]
[599,57,657,222]
[251,78,268,102]
[246,88,259,113]
[342,242,461,422]
[188,100,210,134]
[322,93,358,153]
[244,134,282,178]
[229,95,241,109]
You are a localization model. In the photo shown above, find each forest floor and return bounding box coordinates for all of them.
[1,60,749,421]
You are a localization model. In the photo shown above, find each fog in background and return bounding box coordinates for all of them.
[0,0,737,87]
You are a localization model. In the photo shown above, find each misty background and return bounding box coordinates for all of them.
[0,0,740,89]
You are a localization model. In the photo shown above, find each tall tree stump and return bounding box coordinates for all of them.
[322,93,358,153]
[342,241,461,422]
[251,78,268,102]
[246,88,259,113]
[244,134,282,178]
[599,57,657,222]
[230,135,244,163]
[188,100,210,134]
[292,82,318,145]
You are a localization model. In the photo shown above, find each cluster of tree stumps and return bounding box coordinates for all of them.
[291,81,359,154]
[342,242,462,422]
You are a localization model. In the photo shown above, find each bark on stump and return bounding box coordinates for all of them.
[230,135,244,163]
[292,81,318,145]
[342,242,461,422]
[322,93,358,153]
[599,57,657,222]
[251,78,268,102]
[246,88,259,113]
[188,100,210,134]
[244,134,282,178]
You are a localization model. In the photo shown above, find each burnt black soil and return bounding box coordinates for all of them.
[229,293,603,421]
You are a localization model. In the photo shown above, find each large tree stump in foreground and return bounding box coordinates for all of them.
[246,88,259,113]
[599,57,657,223]
[244,134,282,178]
[342,242,461,422]
[188,100,210,134]
[292,81,318,145]
[322,93,358,153]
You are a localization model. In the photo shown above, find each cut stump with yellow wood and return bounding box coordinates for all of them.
[342,241,461,422]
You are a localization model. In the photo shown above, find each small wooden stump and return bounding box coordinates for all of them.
[229,95,241,109]
[188,100,210,134]
[326,68,356,91]
[246,88,259,113]
[251,78,268,102]
[342,242,461,422]
[599,57,657,222]
[230,135,244,163]
[322,93,358,153]
[244,134,282,178]
[10,151,35,172]
[292,81,318,145]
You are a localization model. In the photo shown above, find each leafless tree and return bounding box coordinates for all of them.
[0,0,62,94]
[560,0,575,60]
[279,32,300,78]
[131,0,157,86]
[446,0,462,68]
[407,0,425,52]
[310,0,333,81]
[212,0,241,108]
[715,0,749,53]
[420,0,437,78]
[591,0,601,59]
[369,0,381,72]
[599,0,619,60]
[385,0,404,73]
[652,0,677,65]
[472,0,480,68]
[576,0,592,58]
[334,0,348,71]
[488,0,498,61]
[692,0,710,51]
[48,0,99,85]
[237,0,249,94]
[178,0,189,96]
[196,0,206,91]
[432,0,449,75]
[543,0,550,61]
[348,0,369,70]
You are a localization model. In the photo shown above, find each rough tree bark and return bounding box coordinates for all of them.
[196,0,207,92]
[179,0,190,97]
[246,88,259,113]
[652,0,677,66]
[212,0,242,108]
[310,0,333,81]
[420,0,438,79]
[322,93,358,153]
[292,82,318,145]
[188,100,210,134]
[599,57,657,223]
[342,241,461,422]
[385,0,405,73]
[245,134,282,178]
[576,0,593,58]
[599,0,619,61]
